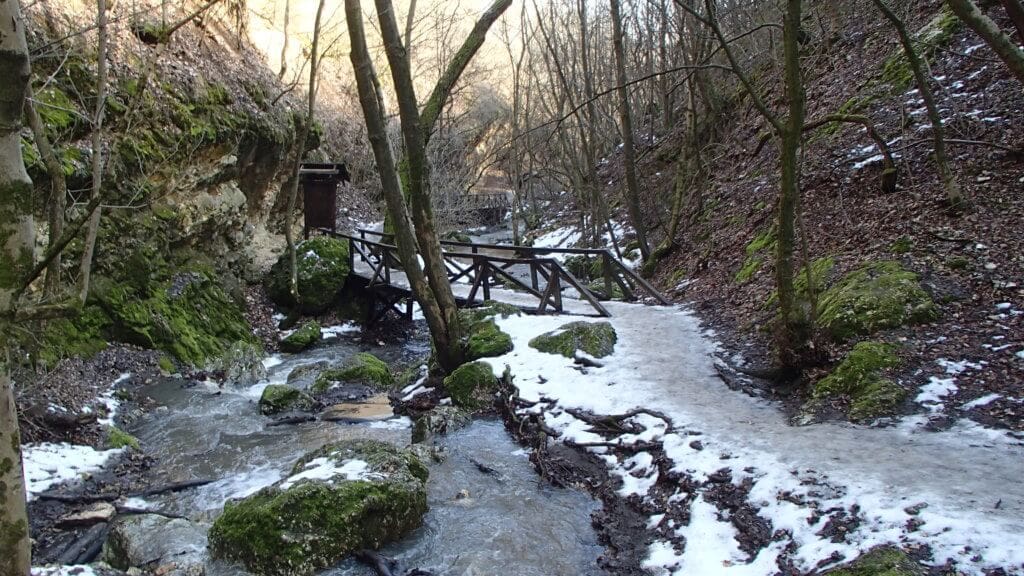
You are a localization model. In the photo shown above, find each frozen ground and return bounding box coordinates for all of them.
[475,300,1024,575]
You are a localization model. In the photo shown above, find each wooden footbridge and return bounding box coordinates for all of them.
[316,228,668,324]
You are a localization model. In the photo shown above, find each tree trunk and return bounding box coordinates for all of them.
[283,0,326,311]
[873,0,963,206]
[946,0,1024,84]
[24,84,69,297]
[278,0,289,80]
[610,0,652,261]
[0,0,35,571]
[78,0,109,303]
[346,0,460,370]
[775,0,808,369]
[1001,0,1024,41]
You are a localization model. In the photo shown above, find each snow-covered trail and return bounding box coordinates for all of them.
[484,299,1024,574]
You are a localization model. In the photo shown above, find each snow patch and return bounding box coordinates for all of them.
[22,443,123,499]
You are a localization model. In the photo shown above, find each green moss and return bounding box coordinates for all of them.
[814,341,905,421]
[587,279,625,301]
[766,256,836,309]
[464,319,513,360]
[442,361,499,409]
[106,426,140,451]
[879,7,960,92]
[36,306,110,369]
[563,255,605,282]
[735,256,761,284]
[528,321,617,359]
[946,256,969,270]
[736,226,776,284]
[668,268,687,286]
[35,86,80,133]
[95,271,255,366]
[280,321,321,353]
[312,353,393,393]
[259,384,316,415]
[891,236,913,254]
[411,406,472,443]
[817,261,938,341]
[208,440,427,576]
[266,236,351,314]
[821,547,925,576]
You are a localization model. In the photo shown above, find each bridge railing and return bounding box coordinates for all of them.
[322,228,616,316]
[353,228,669,306]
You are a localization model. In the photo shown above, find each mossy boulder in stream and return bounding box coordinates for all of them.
[211,341,267,386]
[265,236,351,314]
[412,405,472,443]
[208,440,428,576]
[820,546,925,576]
[280,321,321,353]
[442,361,499,410]
[312,353,393,393]
[465,319,513,360]
[817,261,938,341]
[529,321,617,358]
[259,384,316,415]
[812,341,905,422]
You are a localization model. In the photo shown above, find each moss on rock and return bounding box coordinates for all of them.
[442,361,499,410]
[817,261,938,341]
[106,426,140,451]
[529,321,617,358]
[36,306,110,369]
[465,319,513,360]
[208,440,428,576]
[280,321,321,353]
[266,236,351,314]
[258,384,316,415]
[411,406,472,443]
[821,547,925,576]
[814,341,905,422]
[95,271,255,367]
[312,353,393,393]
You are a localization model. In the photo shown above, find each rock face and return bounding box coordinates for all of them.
[412,405,472,443]
[208,440,429,576]
[280,321,321,353]
[103,514,208,576]
[265,236,352,314]
[442,362,499,410]
[259,384,316,415]
[312,353,393,393]
[529,321,617,358]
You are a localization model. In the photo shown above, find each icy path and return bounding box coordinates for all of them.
[483,302,1024,575]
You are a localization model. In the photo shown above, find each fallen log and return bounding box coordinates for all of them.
[267,414,316,426]
[37,492,120,504]
[469,457,500,476]
[131,478,215,498]
[56,522,108,565]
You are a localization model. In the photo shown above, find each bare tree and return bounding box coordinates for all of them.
[78,0,109,303]
[946,0,1024,84]
[24,83,69,297]
[278,0,290,80]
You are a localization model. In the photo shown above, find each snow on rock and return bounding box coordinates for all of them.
[279,457,382,490]
[483,301,1024,575]
[22,443,123,500]
[31,566,97,576]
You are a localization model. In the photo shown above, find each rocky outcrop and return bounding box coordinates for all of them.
[208,440,428,576]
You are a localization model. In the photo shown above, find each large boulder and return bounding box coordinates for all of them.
[811,341,905,422]
[208,440,428,576]
[412,405,472,443]
[103,514,208,576]
[442,361,499,410]
[280,321,321,353]
[211,341,267,386]
[529,321,617,359]
[312,353,393,393]
[258,384,316,415]
[265,236,351,314]
[817,261,938,341]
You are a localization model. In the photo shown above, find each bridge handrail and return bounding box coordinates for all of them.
[351,228,669,305]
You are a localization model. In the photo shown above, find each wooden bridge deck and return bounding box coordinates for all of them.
[318,228,668,323]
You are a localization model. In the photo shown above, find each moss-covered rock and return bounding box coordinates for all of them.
[36,306,110,369]
[280,321,321,353]
[106,426,140,451]
[818,261,938,341]
[411,406,472,443]
[820,547,925,576]
[265,236,351,314]
[95,271,255,367]
[587,279,625,301]
[312,353,393,393]
[442,361,499,410]
[766,256,836,309]
[212,341,266,386]
[813,341,905,422]
[208,440,428,576]
[465,319,513,360]
[259,385,316,415]
[529,321,617,358]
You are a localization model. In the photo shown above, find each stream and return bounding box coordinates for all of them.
[126,327,605,575]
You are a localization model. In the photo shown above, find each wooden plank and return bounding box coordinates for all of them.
[552,261,610,317]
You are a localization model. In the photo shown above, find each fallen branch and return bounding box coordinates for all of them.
[131,478,215,498]
[56,523,108,565]
[267,414,316,426]
[36,492,119,504]
[114,505,189,520]
[469,457,501,476]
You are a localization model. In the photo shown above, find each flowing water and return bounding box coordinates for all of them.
[127,330,604,575]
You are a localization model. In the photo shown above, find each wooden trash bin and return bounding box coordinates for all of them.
[299,163,350,238]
